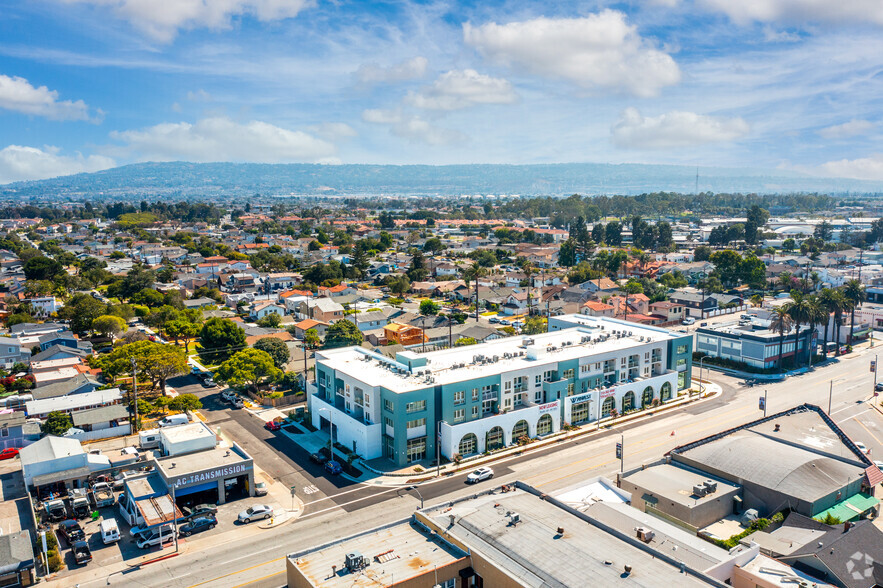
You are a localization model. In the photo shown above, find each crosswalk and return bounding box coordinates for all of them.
[302,485,319,495]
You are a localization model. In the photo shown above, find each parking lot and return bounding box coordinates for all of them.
[834,400,883,465]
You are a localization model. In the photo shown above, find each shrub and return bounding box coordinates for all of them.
[453,453,463,464]
[517,434,531,446]
[413,466,424,473]
[268,391,284,399]
[771,511,784,523]
[711,518,771,549]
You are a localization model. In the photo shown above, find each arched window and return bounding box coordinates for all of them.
[601,396,615,418]
[486,426,505,451]
[512,420,529,442]
[661,382,672,402]
[537,414,553,436]
[622,391,635,413]
[458,433,477,456]
[642,386,654,409]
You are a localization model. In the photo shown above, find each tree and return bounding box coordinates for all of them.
[813,221,833,242]
[165,319,200,351]
[23,256,63,281]
[407,251,429,281]
[843,279,866,345]
[656,221,674,249]
[256,312,282,328]
[385,275,410,295]
[522,316,547,335]
[169,393,203,412]
[558,239,577,267]
[693,245,712,262]
[786,291,813,368]
[745,205,770,245]
[199,318,246,361]
[57,293,108,334]
[378,211,396,229]
[782,238,796,252]
[92,315,126,339]
[254,337,290,369]
[324,319,363,349]
[217,349,282,391]
[710,250,744,287]
[423,237,444,255]
[7,313,34,327]
[41,411,73,436]
[769,307,794,370]
[605,221,623,246]
[303,328,322,349]
[419,299,439,316]
[454,337,479,346]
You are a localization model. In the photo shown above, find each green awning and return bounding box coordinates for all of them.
[814,493,879,522]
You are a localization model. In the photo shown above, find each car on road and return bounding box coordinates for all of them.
[499,319,511,326]
[57,520,85,544]
[310,452,329,465]
[136,527,175,549]
[855,441,871,455]
[874,460,883,470]
[201,377,216,387]
[230,396,244,408]
[178,515,217,537]
[238,504,273,523]
[325,460,343,475]
[265,420,282,431]
[699,322,708,327]
[0,447,19,460]
[466,467,494,484]
[682,318,696,325]
[875,382,883,392]
[254,481,268,497]
[512,321,524,329]
[489,317,500,324]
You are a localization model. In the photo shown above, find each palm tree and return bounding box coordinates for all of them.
[786,292,813,369]
[828,290,851,356]
[805,295,825,367]
[464,262,486,322]
[843,279,866,345]
[778,272,793,292]
[769,307,794,371]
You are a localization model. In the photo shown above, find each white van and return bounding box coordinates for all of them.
[100,518,121,544]
[157,414,189,428]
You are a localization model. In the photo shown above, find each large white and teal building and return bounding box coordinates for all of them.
[309,314,693,467]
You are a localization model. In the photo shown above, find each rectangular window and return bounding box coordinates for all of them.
[0,428,7,437]
[384,417,393,428]
[364,393,370,407]
[454,409,465,423]
[472,388,479,401]
[384,399,394,412]
[407,418,426,429]
[562,369,574,380]
[406,437,426,463]
[406,400,426,413]
[535,390,543,403]
[535,374,542,386]
[454,391,465,405]
[567,383,574,395]
[677,344,688,354]
[504,380,512,391]
[471,406,479,418]
[677,358,686,367]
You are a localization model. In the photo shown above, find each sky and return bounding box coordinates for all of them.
[2,0,883,184]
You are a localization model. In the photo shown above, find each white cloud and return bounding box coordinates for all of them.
[186,89,212,102]
[0,145,114,184]
[405,69,517,111]
[701,0,883,26]
[355,57,428,85]
[463,10,680,97]
[819,154,883,181]
[362,109,464,145]
[0,74,92,121]
[310,122,357,140]
[60,0,314,42]
[109,116,337,163]
[612,108,750,149]
[818,119,875,139]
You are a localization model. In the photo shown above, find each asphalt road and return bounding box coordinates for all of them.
[62,345,883,588]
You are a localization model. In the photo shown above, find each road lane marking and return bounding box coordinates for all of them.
[302,485,319,495]
[229,570,285,588]
[185,557,285,588]
[855,416,883,448]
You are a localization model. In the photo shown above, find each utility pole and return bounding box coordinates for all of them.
[828,380,833,415]
[172,483,178,553]
[131,357,139,433]
[619,434,624,473]
[436,420,445,478]
[763,389,768,418]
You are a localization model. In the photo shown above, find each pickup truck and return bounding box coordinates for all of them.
[72,540,92,564]
[69,490,92,519]
[44,499,68,522]
[92,482,115,508]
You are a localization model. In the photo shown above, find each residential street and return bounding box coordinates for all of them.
[54,343,883,588]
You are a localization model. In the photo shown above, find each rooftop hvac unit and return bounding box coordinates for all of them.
[703,480,718,493]
[636,527,655,543]
[692,485,708,497]
[345,551,367,572]
[493,355,499,362]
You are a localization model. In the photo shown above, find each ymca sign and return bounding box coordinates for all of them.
[172,464,249,489]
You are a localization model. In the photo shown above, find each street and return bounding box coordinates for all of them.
[60,344,883,588]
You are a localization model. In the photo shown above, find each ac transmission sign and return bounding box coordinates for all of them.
[172,464,249,489]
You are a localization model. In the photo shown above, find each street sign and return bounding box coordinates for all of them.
[290,486,297,496]
[871,361,876,373]
[615,442,622,459]
[758,396,765,411]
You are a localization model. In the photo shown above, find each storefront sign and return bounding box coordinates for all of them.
[567,392,593,405]
[172,464,249,488]
[600,387,616,398]
[538,401,559,414]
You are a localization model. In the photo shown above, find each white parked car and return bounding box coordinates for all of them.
[874,460,883,470]
[238,504,273,523]
[682,317,696,325]
[135,525,174,549]
[466,467,494,484]
[855,441,870,455]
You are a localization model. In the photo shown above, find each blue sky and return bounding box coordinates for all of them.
[2,0,883,184]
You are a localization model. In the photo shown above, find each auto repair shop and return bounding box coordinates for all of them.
[155,444,254,507]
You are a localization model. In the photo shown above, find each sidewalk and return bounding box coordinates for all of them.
[277,380,722,487]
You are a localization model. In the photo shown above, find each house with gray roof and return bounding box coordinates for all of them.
[0,531,35,587]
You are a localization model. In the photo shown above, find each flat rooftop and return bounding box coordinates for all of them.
[623,463,740,508]
[430,489,718,587]
[287,520,466,587]
[155,445,251,476]
[159,421,215,443]
[319,315,677,391]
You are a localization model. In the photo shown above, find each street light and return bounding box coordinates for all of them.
[405,485,424,509]
[436,420,447,477]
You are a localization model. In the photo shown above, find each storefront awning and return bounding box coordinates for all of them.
[814,493,879,523]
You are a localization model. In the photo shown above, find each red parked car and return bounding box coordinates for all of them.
[0,448,19,460]
[265,421,282,432]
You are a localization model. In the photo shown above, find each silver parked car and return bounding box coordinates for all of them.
[238,504,273,523]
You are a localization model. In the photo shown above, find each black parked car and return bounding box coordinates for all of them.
[178,515,217,537]
[57,520,85,544]
[310,452,329,465]
[183,503,218,518]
